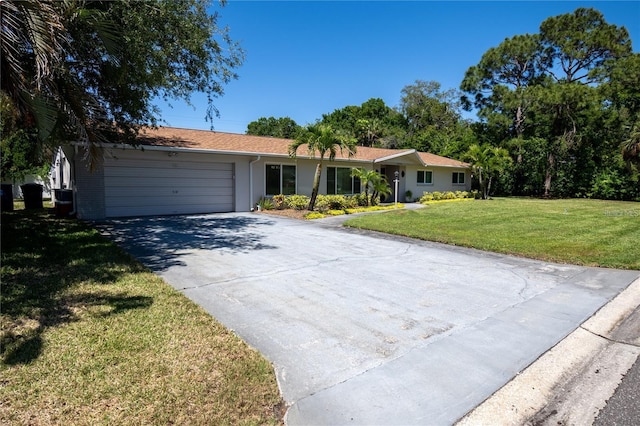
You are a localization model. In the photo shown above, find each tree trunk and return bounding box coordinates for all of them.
[544,152,555,197]
[515,105,525,139]
[478,169,488,199]
[308,162,322,211]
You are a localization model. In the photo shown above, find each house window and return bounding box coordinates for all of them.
[417,170,433,185]
[326,167,361,195]
[266,164,296,195]
[452,172,465,185]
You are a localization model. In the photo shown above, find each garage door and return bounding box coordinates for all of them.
[104,153,234,217]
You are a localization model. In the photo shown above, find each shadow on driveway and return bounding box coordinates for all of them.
[97,214,278,272]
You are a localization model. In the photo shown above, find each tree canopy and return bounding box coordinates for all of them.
[1,0,243,151]
[246,116,301,139]
[461,7,637,199]
[320,98,406,147]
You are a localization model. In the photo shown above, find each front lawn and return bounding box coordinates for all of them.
[1,209,283,424]
[344,198,640,270]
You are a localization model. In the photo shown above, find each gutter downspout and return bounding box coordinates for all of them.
[249,155,261,211]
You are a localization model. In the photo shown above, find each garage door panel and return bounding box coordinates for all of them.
[103,159,234,217]
[105,157,233,171]
[105,186,233,198]
[107,195,234,209]
[105,176,232,188]
[105,167,233,180]
[106,202,232,218]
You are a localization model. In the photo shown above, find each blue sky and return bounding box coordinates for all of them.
[155,1,640,134]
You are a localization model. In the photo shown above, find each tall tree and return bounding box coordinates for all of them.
[288,124,356,211]
[535,8,631,196]
[462,7,633,198]
[246,116,301,139]
[399,80,463,153]
[461,34,541,139]
[321,98,405,147]
[0,0,243,155]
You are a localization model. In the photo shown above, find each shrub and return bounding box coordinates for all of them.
[344,196,359,209]
[272,194,286,210]
[420,192,433,202]
[352,193,369,207]
[313,196,330,212]
[444,191,456,200]
[258,197,274,210]
[419,190,475,203]
[284,194,310,210]
[304,212,325,219]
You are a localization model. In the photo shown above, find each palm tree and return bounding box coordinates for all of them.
[369,172,392,205]
[1,0,117,149]
[351,168,390,206]
[465,144,512,199]
[1,0,63,140]
[351,168,374,206]
[289,124,356,211]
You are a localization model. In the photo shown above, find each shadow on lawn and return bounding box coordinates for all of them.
[96,213,278,272]
[1,210,153,365]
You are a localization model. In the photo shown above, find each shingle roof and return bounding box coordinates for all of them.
[137,126,469,168]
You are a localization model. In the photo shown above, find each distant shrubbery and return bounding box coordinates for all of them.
[260,194,369,211]
[419,190,477,203]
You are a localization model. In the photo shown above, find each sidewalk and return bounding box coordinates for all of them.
[457,276,640,425]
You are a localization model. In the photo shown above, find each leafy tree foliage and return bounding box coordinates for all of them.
[398,80,475,156]
[462,7,637,199]
[350,168,390,206]
[0,93,47,182]
[320,98,406,147]
[246,116,301,139]
[288,124,356,211]
[464,144,513,199]
[0,0,243,154]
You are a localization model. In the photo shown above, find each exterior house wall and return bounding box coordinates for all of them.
[50,146,73,197]
[60,130,471,219]
[251,157,373,205]
[251,158,471,203]
[74,147,107,220]
[404,166,471,200]
[71,147,255,220]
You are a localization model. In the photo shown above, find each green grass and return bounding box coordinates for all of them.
[1,209,283,425]
[344,198,640,270]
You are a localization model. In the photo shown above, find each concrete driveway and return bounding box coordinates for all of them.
[99,212,639,425]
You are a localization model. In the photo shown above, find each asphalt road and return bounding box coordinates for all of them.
[594,304,640,426]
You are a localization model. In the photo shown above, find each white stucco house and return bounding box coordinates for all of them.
[52,126,471,220]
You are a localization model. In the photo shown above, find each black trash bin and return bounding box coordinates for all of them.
[1,183,14,212]
[21,183,43,210]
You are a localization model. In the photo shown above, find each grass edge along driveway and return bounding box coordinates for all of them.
[0,210,283,425]
[344,198,640,270]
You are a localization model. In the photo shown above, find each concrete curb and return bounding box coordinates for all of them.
[456,276,640,426]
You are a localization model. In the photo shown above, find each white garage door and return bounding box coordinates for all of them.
[104,153,234,217]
